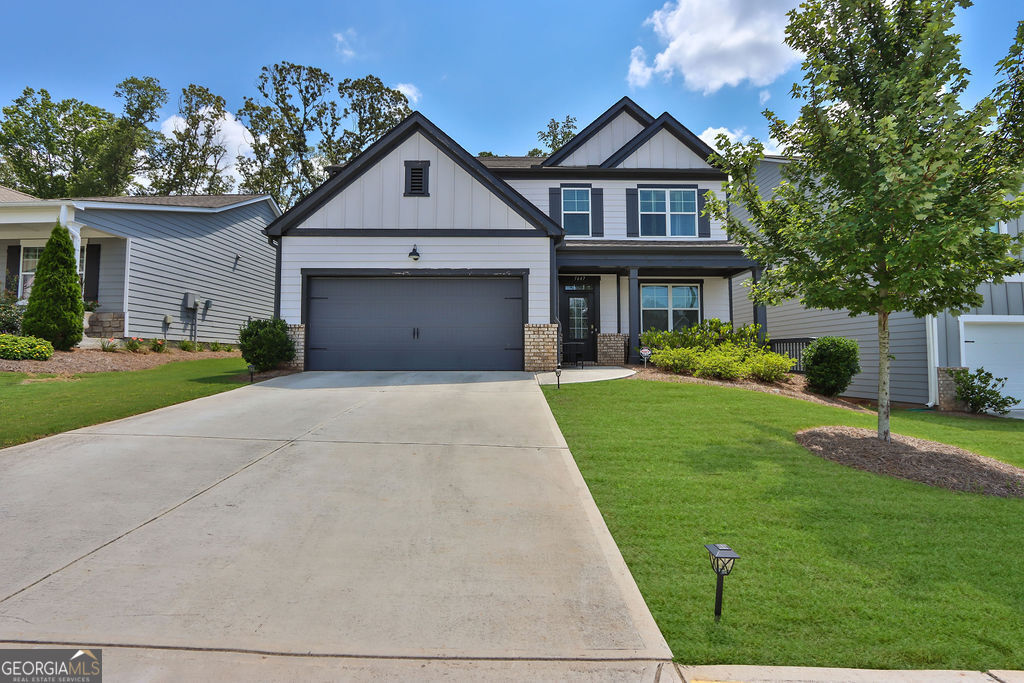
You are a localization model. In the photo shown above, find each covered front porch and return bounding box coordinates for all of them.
[1,200,128,337]
[555,241,762,365]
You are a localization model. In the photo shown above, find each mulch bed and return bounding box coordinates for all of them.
[0,348,242,375]
[797,426,1024,498]
[629,364,869,412]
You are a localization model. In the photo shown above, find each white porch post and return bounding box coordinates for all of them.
[58,204,81,273]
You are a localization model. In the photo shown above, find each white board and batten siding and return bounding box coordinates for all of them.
[79,203,277,342]
[506,178,729,241]
[279,237,552,325]
[297,132,533,232]
[613,129,714,170]
[555,112,646,167]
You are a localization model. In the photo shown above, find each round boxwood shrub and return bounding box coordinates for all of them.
[802,336,861,397]
[21,224,84,350]
[238,318,295,372]
[0,333,55,360]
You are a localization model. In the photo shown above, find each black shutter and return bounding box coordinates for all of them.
[5,245,18,292]
[591,188,603,237]
[548,187,561,225]
[698,189,711,238]
[626,188,639,238]
[84,243,101,302]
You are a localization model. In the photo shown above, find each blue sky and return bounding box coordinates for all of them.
[1,1,1021,160]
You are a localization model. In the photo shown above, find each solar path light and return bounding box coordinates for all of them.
[247,363,255,383]
[704,543,740,622]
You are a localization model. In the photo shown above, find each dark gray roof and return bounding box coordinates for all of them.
[0,185,36,201]
[476,156,547,169]
[70,194,266,209]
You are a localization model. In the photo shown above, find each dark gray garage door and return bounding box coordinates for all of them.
[305,277,525,371]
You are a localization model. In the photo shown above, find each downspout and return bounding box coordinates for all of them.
[925,314,938,407]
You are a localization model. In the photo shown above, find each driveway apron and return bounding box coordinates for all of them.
[0,371,670,672]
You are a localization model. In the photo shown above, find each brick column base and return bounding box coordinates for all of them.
[937,366,968,412]
[524,323,558,372]
[597,333,629,366]
[85,312,125,338]
[283,324,305,370]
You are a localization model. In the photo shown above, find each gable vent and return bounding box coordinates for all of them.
[404,160,430,197]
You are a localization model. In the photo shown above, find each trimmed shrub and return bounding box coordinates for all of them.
[0,301,23,335]
[747,350,797,383]
[239,318,295,372]
[209,341,223,351]
[950,367,1019,415]
[692,344,746,380]
[640,319,765,351]
[803,337,861,397]
[21,224,84,350]
[651,347,700,374]
[178,339,197,352]
[0,333,55,360]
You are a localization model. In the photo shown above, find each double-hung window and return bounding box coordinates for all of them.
[19,244,86,299]
[562,188,591,236]
[639,188,697,237]
[640,284,700,331]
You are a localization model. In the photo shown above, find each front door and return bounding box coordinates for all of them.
[559,279,597,365]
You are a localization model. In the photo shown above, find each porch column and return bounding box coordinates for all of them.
[628,267,640,363]
[67,222,82,274]
[750,267,768,339]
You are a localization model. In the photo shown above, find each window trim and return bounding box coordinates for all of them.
[403,160,430,197]
[561,186,592,237]
[640,282,703,332]
[18,242,86,300]
[638,187,698,239]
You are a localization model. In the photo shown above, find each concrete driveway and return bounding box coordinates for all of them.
[0,371,672,680]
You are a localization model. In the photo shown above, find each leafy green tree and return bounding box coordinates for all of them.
[146,84,235,195]
[21,224,84,350]
[0,77,166,198]
[525,148,545,158]
[706,0,1024,442]
[477,150,496,157]
[335,75,411,162]
[537,115,577,153]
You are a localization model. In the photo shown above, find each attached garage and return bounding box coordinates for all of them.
[305,274,526,371]
[960,316,1024,411]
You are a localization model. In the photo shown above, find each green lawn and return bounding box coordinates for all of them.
[543,379,1024,670]
[0,357,248,448]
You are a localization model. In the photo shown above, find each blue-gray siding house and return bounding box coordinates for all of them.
[0,192,280,343]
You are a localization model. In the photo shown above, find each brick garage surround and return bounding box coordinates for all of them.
[597,333,629,366]
[937,366,969,412]
[283,324,305,370]
[524,323,558,372]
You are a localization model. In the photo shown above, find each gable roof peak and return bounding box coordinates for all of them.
[600,110,717,169]
[541,96,655,167]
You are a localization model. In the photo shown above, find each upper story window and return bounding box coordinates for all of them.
[404,160,430,197]
[639,188,697,237]
[562,188,591,236]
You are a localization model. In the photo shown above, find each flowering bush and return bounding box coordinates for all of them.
[0,333,54,360]
[100,338,119,352]
[149,338,167,353]
[123,336,144,352]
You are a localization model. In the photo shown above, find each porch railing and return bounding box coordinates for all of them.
[769,337,816,373]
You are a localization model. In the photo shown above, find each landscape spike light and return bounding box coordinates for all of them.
[705,543,740,622]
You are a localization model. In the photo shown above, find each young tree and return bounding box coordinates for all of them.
[21,224,84,350]
[707,0,1024,442]
[537,115,577,153]
[146,84,235,195]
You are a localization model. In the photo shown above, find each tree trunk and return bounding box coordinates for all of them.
[877,310,891,443]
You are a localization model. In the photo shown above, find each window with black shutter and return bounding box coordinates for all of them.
[404,160,430,196]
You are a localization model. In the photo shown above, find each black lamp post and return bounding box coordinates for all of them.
[247,363,255,383]
[704,543,740,622]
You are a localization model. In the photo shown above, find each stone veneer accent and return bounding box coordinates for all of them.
[85,312,125,338]
[284,324,306,370]
[937,366,968,412]
[524,323,558,372]
[597,333,629,366]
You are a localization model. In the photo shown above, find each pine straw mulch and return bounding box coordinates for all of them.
[797,426,1024,498]
[629,364,870,412]
[0,348,242,375]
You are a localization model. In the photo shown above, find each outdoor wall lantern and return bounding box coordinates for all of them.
[408,245,420,261]
[704,543,740,622]
[247,363,255,383]
[555,363,562,389]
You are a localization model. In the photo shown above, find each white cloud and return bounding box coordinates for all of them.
[394,82,421,105]
[759,89,771,106]
[627,46,655,88]
[635,0,800,94]
[333,29,357,60]
[699,125,786,156]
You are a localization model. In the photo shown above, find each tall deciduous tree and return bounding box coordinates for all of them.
[706,0,1024,442]
[537,115,577,154]
[146,85,235,195]
[334,75,411,162]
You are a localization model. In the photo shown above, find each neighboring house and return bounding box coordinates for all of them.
[0,190,280,342]
[729,159,1024,411]
[265,97,758,371]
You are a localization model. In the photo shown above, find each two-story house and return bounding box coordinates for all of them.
[264,97,759,372]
